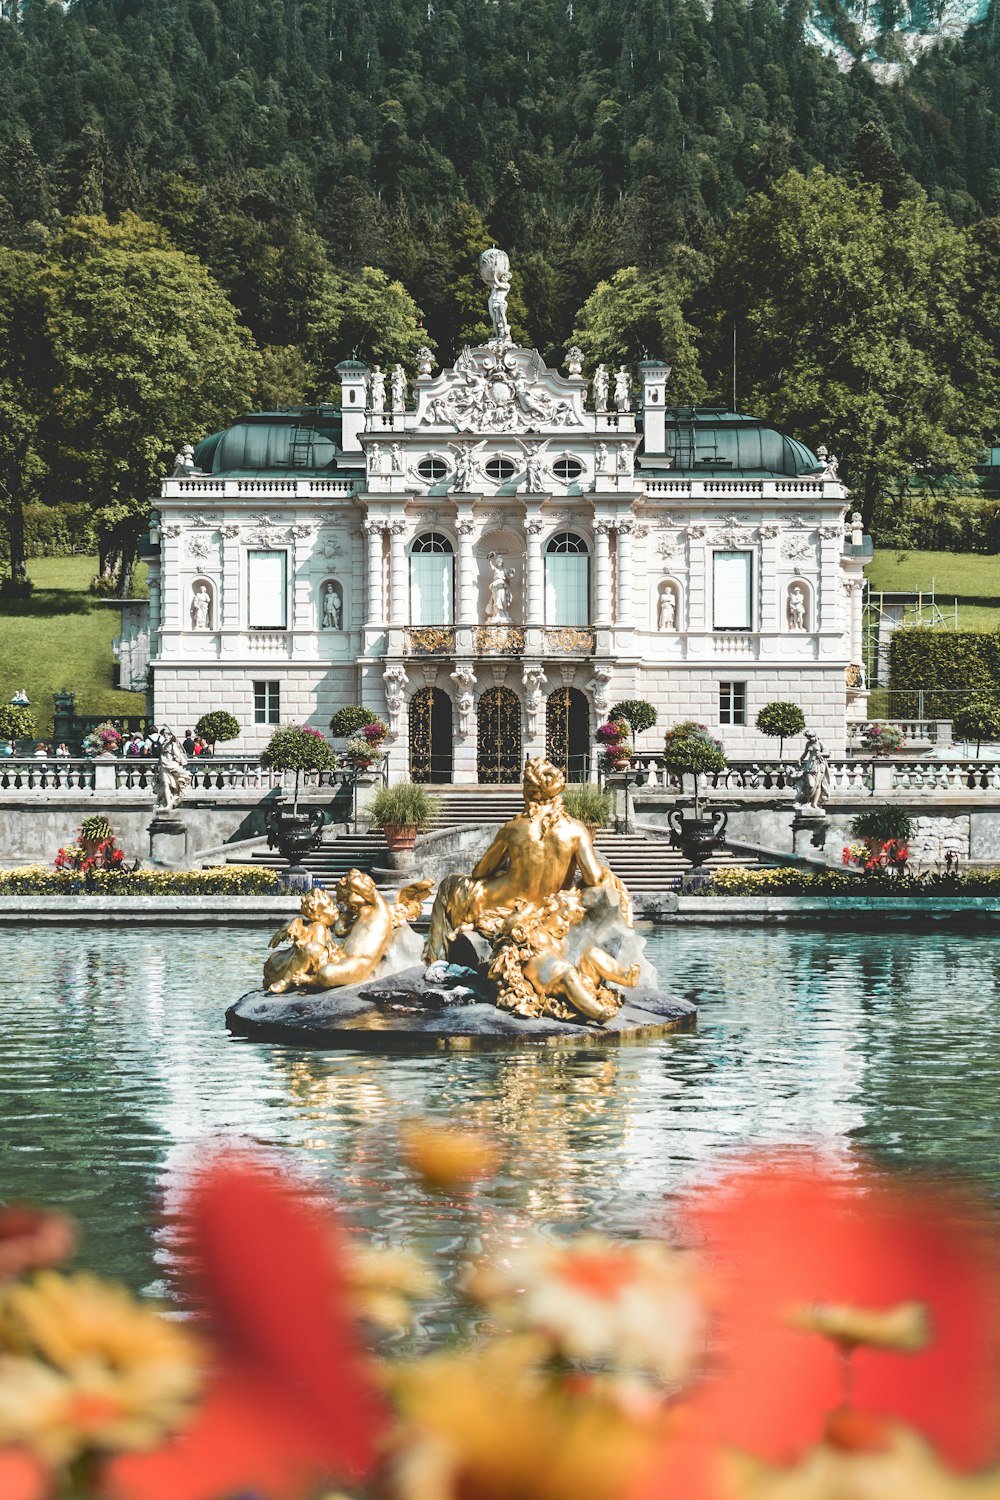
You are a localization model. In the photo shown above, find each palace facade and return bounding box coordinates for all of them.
[141,255,870,781]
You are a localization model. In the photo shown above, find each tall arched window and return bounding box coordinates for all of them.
[409,532,454,625]
[545,532,590,626]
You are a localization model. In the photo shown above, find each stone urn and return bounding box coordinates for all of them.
[264,802,325,876]
[667,807,728,869]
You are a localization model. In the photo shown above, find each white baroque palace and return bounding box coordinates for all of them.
[142,249,870,781]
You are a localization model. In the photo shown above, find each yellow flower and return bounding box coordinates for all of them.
[398,1121,501,1190]
[344,1244,437,1332]
[465,1234,704,1383]
[0,1272,202,1464]
[390,1334,660,1500]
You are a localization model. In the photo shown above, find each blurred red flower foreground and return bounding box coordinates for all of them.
[4,1147,1000,1500]
[105,1158,387,1500]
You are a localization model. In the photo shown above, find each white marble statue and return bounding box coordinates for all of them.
[322,585,342,630]
[565,346,584,377]
[788,586,807,631]
[450,665,476,737]
[522,664,547,736]
[370,366,386,414]
[592,365,609,413]
[391,364,407,412]
[617,443,633,475]
[172,444,200,478]
[480,247,513,344]
[190,584,212,630]
[795,731,831,812]
[817,444,839,480]
[614,366,631,414]
[370,442,385,475]
[595,441,609,473]
[657,586,676,631]
[416,346,433,377]
[586,665,614,720]
[523,444,547,493]
[390,442,404,473]
[486,553,515,625]
[451,442,483,491]
[156,730,192,814]
[850,511,864,544]
[383,664,408,736]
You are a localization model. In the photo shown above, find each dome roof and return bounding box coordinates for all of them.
[193,410,352,476]
[647,408,823,477]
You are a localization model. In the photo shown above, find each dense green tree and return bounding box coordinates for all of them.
[41,214,260,589]
[0,247,47,591]
[699,170,996,520]
[306,267,430,392]
[571,263,708,402]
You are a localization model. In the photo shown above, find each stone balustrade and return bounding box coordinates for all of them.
[0,757,352,798]
[163,477,354,499]
[847,719,953,749]
[622,755,1000,800]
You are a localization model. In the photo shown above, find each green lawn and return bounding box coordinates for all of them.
[865,549,1000,632]
[0,556,147,737]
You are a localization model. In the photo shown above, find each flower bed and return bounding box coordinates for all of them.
[708,865,1000,896]
[0,865,281,895]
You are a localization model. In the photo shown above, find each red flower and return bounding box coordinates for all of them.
[104,1155,387,1500]
[635,1155,1000,1499]
[0,1450,49,1500]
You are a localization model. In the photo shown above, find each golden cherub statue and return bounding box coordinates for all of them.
[264,872,431,993]
[489,890,640,1023]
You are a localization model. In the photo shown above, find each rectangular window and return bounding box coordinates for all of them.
[410,554,454,625]
[719,681,746,726]
[247,550,287,629]
[713,550,753,630]
[253,680,280,725]
[545,555,590,626]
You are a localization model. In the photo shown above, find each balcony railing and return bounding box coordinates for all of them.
[405,627,456,655]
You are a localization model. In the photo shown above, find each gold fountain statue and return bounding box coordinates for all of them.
[264,873,431,993]
[261,759,641,1027]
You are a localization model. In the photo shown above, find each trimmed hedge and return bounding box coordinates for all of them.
[872,492,1000,554]
[0,865,281,895]
[0,502,97,561]
[708,866,1000,896]
[887,630,1000,717]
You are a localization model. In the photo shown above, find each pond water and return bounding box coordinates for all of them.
[2,921,999,1328]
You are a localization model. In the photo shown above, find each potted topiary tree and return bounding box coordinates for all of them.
[953,698,1000,756]
[609,700,658,742]
[755,701,806,760]
[330,705,382,742]
[367,782,435,869]
[662,720,729,867]
[194,711,240,752]
[260,724,338,875]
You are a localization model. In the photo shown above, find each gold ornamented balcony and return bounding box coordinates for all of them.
[474,626,525,656]
[542,627,596,655]
[405,627,456,655]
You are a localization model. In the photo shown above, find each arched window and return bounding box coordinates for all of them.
[545,532,590,626]
[410,532,454,625]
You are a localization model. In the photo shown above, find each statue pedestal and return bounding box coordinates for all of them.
[791,808,828,854]
[148,812,188,867]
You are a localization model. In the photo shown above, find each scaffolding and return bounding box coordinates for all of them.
[863,578,959,688]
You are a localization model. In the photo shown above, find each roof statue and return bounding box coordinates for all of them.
[479,246,513,349]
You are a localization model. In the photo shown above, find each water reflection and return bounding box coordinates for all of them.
[2,923,999,1315]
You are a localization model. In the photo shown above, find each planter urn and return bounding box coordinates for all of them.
[265,804,325,876]
[667,807,728,869]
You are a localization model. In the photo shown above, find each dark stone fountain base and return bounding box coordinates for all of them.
[225,963,697,1052]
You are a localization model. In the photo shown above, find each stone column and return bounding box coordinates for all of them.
[389,520,408,626]
[525,514,544,627]
[594,521,612,627]
[818,525,843,632]
[686,526,707,632]
[758,525,780,633]
[219,525,240,630]
[615,521,635,626]
[364,521,385,626]
[457,515,477,626]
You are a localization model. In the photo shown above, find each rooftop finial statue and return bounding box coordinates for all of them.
[479,246,513,346]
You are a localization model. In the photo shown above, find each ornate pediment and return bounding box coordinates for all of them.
[416,346,584,435]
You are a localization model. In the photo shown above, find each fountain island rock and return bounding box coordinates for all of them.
[226,758,696,1052]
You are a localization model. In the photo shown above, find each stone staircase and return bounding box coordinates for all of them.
[234,831,389,883]
[594,832,756,894]
[425,786,524,826]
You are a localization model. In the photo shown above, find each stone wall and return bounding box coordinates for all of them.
[635,663,847,757]
[151,663,362,754]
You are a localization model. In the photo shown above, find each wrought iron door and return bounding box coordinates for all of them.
[477,686,522,784]
[409,686,453,783]
[545,686,590,781]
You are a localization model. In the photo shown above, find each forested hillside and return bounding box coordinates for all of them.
[1,0,999,591]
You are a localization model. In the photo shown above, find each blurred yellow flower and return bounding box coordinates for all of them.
[398,1121,501,1190]
[344,1244,437,1331]
[0,1272,202,1464]
[390,1334,660,1500]
[465,1234,704,1383]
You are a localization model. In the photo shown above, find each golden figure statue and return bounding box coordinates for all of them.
[264,872,431,993]
[421,757,638,1025]
[489,891,640,1023]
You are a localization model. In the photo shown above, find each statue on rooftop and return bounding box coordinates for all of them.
[391,364,407,412]
[479,247,513,345]
[614,366,632,414]
[592,365,609,414]
[370,366,386,414]
[171,444,201,477]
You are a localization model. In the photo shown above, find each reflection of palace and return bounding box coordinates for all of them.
[144,253,869,775]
